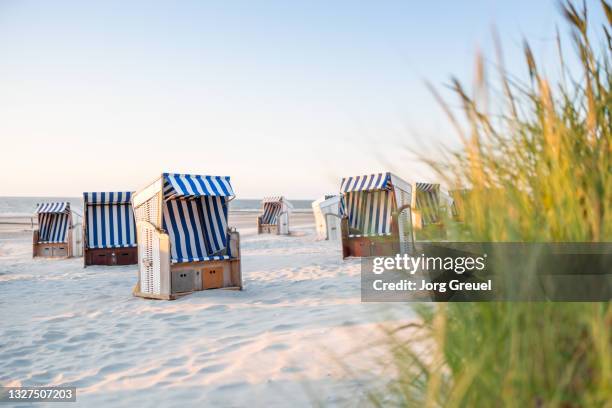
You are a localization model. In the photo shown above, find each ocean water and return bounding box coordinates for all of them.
[0,197,314,216]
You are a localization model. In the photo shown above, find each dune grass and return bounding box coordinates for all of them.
[375,2,612,406]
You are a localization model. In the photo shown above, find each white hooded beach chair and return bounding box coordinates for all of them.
[339,172,414,258]
[312,195,342,241]
[33,202,82,258]
[131,173,242,300]
[83,192,137,266]
[257,196,293,235]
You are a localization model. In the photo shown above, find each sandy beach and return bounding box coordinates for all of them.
[0,211,410,407]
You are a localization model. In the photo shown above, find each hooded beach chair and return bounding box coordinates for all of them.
[83,192,137,266]
[449,188,470,221]
[312,195,342,241]
[339,172,414,258]
[411,183,442,229]
[131,173,242,300]
[33,202,82,258]
[257,196,293,235]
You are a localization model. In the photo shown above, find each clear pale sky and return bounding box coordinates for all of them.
[0,1,604,198]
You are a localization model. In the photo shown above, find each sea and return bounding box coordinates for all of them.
[0,197,314,217]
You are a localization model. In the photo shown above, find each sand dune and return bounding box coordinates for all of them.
[0,217,412,406]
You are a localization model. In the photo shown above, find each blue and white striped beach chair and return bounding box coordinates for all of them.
[131,173,242,300]
[33,202,82,258]
[257,196,293,235]
[83,192,137,266]
[339,172,414,258]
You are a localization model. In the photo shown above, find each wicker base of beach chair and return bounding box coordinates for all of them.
[84,247,138,266]
[33,242,71,258]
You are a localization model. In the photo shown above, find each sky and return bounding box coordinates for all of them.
[0,0,606,199]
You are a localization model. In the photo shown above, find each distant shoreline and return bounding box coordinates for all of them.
[0,209,314,232]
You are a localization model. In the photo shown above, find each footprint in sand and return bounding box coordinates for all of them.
[67,331,101,343]
[223,339,254,352]
[109,341,127,349]
[167,369,190,378]
[5,358,32,368]
[224,322,246,329]
[29,371,53,383]
[204,305,228,312]
[261,343,290,352]
[42,330,67,342]
[198,363,227,374]
[98,362,131,375]
[59,344,80,352]
[216,381,247,391]
[281,365,302,373]
[271,323,296,331]
[259,298,281,304]
[162,314,191,322]
[165,356,188,367]
[67,373,100,388]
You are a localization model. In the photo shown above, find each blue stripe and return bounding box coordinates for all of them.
[211,196,227,249]
[196,199,213,255]
[185,200,205,260]
[203,197,221,252]
[100,193,107,248]
[92,193,98,248]
[117,195,124,247]
[164,203,183,261]
[358,175,368,191]
[108,192,115,246]
[176,202,194,261]
[382,191,390,234]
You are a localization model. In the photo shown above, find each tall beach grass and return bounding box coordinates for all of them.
[376,2,611,406]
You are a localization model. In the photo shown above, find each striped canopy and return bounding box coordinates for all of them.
[35,202,71,243]
[84,191,132,205]
[161,173,234,264]
[163,173,234,200]
[415,183,440,225]
[84,192,136,249]
[262,196,283,203]
[340,173,391,193]
[35,202,70,214]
